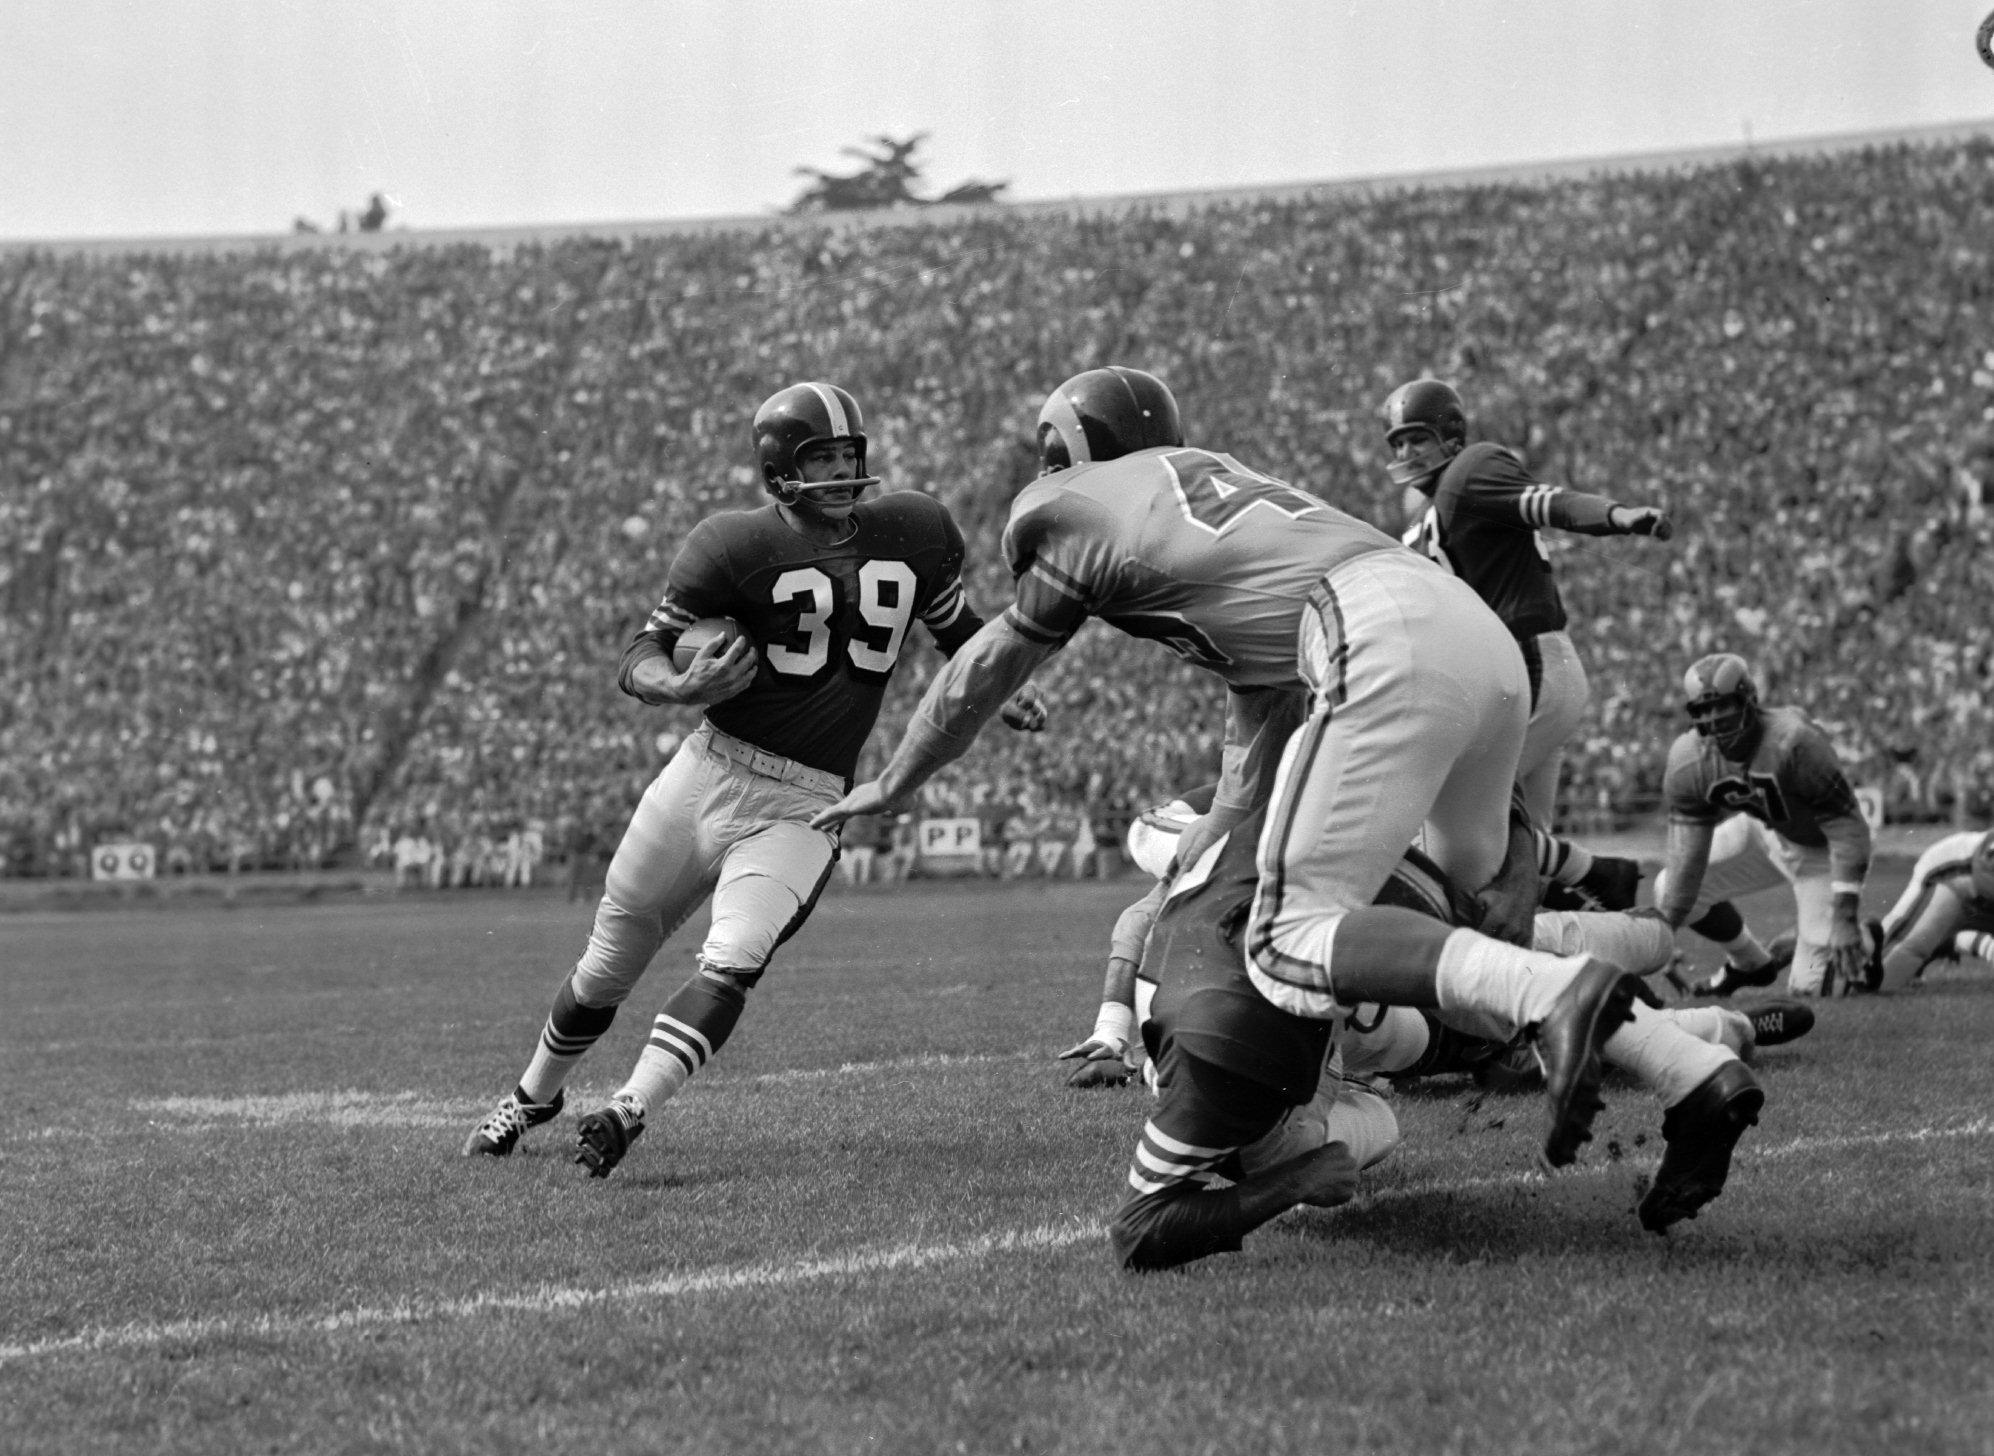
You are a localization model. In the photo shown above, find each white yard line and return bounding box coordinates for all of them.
[5,1115,1990,1366]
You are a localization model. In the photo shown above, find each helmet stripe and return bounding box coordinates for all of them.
[1039,388,1092,465]
[804,382,852,439]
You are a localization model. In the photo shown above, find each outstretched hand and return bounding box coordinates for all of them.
[810,779,900,832]
[1615,505,1673,541]
[1001,683,1048,733]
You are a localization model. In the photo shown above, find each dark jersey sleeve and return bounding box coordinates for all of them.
[616,518,740,700]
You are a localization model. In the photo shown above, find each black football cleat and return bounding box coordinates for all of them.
[463,1087,565,1157]
[1639,1060,1764,1233]
[1692,929,1793,998]
[1534,958,1651,1169]
[1741,998,1814,1051]
[574,1097,645,1179]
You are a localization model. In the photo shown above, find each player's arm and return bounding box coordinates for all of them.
[918,508,1048,732]
[1059,883,1164,1087]
[1817,805,1873,990]
[1540,491,1673,540]
[1456,448,1671,539]
[1174,686,1306,873]
[1656,818,1715,928]
[619,630,755,707]
[811,611,1062,829]
[618,527,759,707]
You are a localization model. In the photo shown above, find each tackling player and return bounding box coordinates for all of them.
[1382,378,1672,911]
[464,382,1045,1176]
[819,365,1661,1172]
[1654,653,1876,998]
[1864,828,1994,992]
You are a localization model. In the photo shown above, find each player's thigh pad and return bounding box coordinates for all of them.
[574,747,733,1003]
[1249,557,1526,1017]
[700,774,839,971]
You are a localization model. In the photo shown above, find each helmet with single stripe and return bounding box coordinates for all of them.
[753,381,881,516]
[1036,366,1185,474]
[1683,652,1763,761]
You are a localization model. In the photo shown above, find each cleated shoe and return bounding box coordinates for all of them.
[1741,998,1814,1052]
[1534,958,1651,1169]
[1576,856,1643,912]
[575,1095,645,1179]
[1691,929,1793,998]
[1638,1060,1764,1233]
[463,1087,564,1157]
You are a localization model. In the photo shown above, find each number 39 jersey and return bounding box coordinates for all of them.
[1001,447,1403,690]
[631,492,982,779]
[1663,705,1862,849]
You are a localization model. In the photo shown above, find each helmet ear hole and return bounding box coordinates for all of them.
[1037,422,1073,474]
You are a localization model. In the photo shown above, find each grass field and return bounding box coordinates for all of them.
[4,862,1993,1455]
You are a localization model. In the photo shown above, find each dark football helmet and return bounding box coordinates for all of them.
[753,382,881,515]
[1036,366,1184,474]
[1684,652,1763,761]
[1380,378,1469,492]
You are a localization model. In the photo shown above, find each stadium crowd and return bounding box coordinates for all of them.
[2,138,1990,878]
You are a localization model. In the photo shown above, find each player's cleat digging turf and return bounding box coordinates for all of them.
[463,1087,565,1157]
[1638,1059,1764,1233]
[1534,958,1651,1168]
[575,1095,645,1179]
[1692,928,1794,998]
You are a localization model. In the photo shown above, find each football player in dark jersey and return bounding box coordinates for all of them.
[1867,829,1994,992]
[820,365,1663,1172]
[1655,653,1875,997]
[465,382,1045,1176]
[1383,378,1672,913]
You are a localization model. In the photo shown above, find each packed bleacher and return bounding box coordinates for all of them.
[2,138,1990,879]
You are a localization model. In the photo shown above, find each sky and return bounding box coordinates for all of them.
[3,0,1993,243]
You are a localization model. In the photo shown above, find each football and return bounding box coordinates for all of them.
[671,616,750,671]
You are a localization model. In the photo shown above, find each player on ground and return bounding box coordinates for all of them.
[817,364,1656,1171]
[463,382,1044,1176]
[1060,785,1812,1092]
[1103,796,1767,1271]
[1383,378,1672,910]
[1654,653,1876,998]
[1864,828,1994,992]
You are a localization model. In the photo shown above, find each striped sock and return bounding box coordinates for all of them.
[616,968,750,1115]
[519,978,618,1105]
[1956,932,1994,964]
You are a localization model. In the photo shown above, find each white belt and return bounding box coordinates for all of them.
[701,725,846,797]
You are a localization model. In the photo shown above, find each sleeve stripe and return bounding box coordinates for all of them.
[1027,557,1098,609]
[644,598,698,634]
[1003,603,1070,647]
[1139,1120,1232,1160]
[919,577,967,626]
[1520,484,1558,527]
